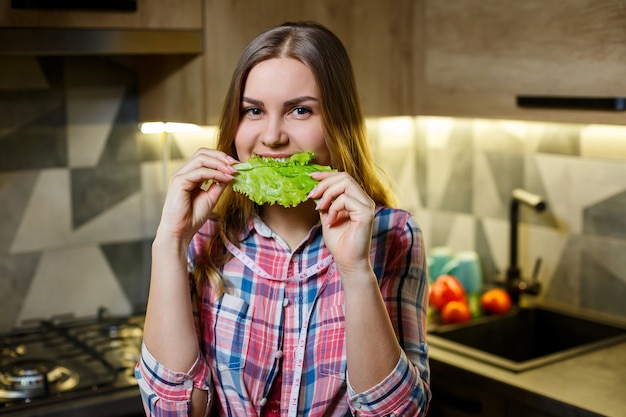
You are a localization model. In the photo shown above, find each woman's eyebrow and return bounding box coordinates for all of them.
[241,97,263,106]
[284,96,319,107]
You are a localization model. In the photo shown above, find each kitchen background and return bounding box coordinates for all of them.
[1,55,625,332]
[1,0,626,335]
[2,2,625,416]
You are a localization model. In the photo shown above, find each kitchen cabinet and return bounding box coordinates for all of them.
[429,376,506,417]
[427,357,604,417]
[0,0,202,29]
[421,0,626,125]
[139,0,421,125]
[202,0,420,122]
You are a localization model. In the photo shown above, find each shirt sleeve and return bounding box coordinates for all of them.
[135,343,212,416]
[346,349,428,416]
[135,221,215,416]
[346,208,431,416]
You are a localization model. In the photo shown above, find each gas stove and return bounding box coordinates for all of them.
[0,311,144,416]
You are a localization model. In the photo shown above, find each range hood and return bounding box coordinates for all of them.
[0,27,203,56]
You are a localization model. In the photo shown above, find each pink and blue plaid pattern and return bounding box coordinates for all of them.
[136,207,431,416]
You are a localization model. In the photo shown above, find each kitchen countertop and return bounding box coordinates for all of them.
[427,336,626,416]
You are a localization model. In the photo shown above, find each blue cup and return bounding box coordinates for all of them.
[440,250,483,294]
[427,246,454,283]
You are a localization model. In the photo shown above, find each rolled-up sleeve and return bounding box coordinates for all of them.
[346,348,429,416]
[135,343,211,416]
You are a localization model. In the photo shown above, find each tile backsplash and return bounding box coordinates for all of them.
[1,56,625,331]
[369,116,626,320]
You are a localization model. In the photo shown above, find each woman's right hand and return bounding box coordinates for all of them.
[157,148,238,243]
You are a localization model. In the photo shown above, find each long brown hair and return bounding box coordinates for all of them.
[194,21,395,294]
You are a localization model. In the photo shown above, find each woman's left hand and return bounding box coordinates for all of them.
[308,171,376,274]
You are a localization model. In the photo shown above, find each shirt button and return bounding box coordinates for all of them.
[275,350,283,359]
[282,298,289,307]
[260,397,267,406]
[183,379,193,388]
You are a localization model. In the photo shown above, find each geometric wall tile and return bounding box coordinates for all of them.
[546,234,626,318]
[66,86,127,168]
[71,191,145,243]
[583,190,626,241]
[440,213,476,253]
[438,145,473,213]
[438,120,473,213]
[532,153,626,237]
[543,237,582,306]
[70,163,140,228]
[16,245,132,325]
[392,150,423,214]
[523,155,559,229]
[11,169,73,253]
[427,148,454,211]
[479,217,509,280]
[0,171,39,253]
[0,251,41,330]
[476,218,499,286]
[97,91,140,166]
[485,151,523,213]
[473,118,526,153]
[581,251,626,317]
[536,123,581,156]
[429,210,458,248]
[101,239,153,313]
[580,124,626,160]
[0,102,67,172]
[474,152,507,219]
[10,169,145,253]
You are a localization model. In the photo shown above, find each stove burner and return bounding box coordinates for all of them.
[0,360,79,399]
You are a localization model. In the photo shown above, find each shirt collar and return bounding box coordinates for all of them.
[240,213,323,248]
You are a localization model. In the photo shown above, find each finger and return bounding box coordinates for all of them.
[311,174,373,212]
[322,193,374,227]
[177,149,238,177]
[172,166,235,191]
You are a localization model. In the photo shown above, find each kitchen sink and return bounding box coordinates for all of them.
[428,305,626,372]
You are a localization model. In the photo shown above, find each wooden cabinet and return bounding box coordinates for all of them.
[420,0,626,125]
[201,0,420,123]
[139,1,626,125]
[139,0,421,125]
[0,0,202,29]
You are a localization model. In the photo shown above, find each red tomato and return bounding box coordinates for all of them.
[441,300,472,324]
[480,288,512,315]
[429,274,467,311]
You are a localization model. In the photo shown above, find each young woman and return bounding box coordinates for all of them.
[136,21,431,417]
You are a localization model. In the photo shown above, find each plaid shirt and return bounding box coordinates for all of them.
[136,206,431,416]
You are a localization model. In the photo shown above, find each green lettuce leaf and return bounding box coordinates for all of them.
[232,152,334,207]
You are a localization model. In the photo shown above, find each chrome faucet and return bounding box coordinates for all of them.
[506,189,547,304]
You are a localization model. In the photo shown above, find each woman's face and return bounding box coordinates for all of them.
[234,57,330,166]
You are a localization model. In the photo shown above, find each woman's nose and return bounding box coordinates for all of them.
[261,115,288,148]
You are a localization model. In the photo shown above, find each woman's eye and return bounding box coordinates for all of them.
[243,107,263,117]
[287,106,312,119]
